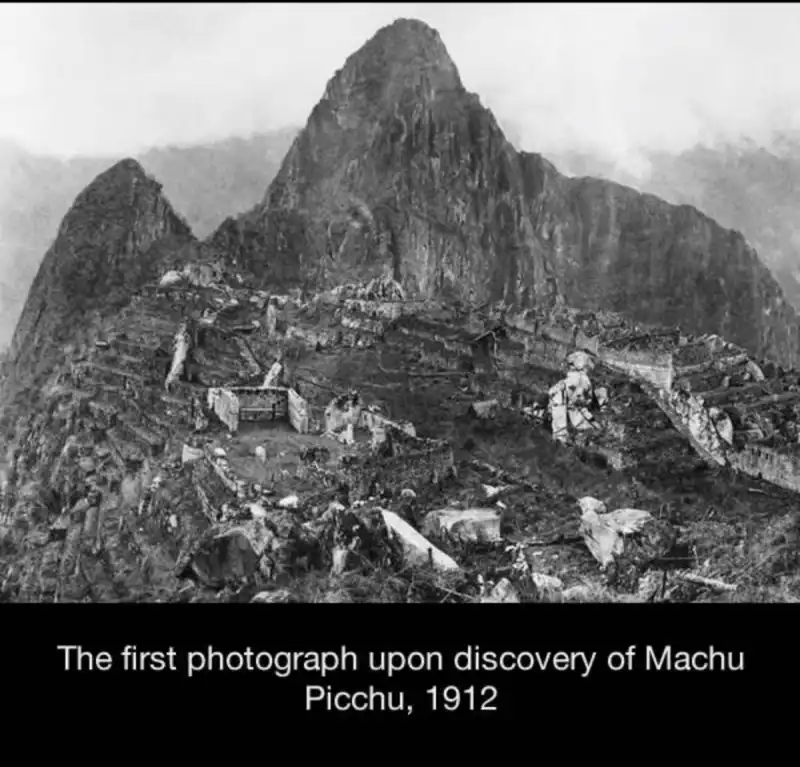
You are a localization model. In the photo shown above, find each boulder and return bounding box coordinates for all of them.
[423,508,502,543]
[380,510,460,571]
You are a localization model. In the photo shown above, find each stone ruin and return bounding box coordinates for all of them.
[159,261,222,290]
[502,304,800,493]
[207,384,310,435]
[323,391,416,448]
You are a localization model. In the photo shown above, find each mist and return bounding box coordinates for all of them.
[2,2,800,177]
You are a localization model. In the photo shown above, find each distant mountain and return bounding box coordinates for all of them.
[0,128,298,347]
[138,128,298,238]
[215,18,800,366]
[548,138,800,310]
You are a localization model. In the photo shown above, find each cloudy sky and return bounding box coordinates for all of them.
[2,2,799,172]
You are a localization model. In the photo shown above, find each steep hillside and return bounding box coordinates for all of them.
[0,144,108,347]
[645,141,800,311]
[215,18,800,367]
[4,159,194,407]
[550,139,800,311]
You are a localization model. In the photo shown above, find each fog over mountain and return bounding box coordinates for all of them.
[3,3,800,346]
[4,4,800,161]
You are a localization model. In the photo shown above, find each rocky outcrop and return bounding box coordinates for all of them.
[212,18,800,367]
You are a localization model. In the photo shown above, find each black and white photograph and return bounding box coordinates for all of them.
[1,2,799,616]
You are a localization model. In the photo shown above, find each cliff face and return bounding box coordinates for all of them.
[212,18,800,367]
[8,159,195,380]
[539,176,800,366]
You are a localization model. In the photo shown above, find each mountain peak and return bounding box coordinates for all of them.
[359,17,452,65]
[6,159,194,383]
[321,17,462,112]
[68,157,155,208]
[105,156,147,176]
[213,20,800,367]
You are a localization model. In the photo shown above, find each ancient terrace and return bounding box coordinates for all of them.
[493,304,800,495]
[74,260,800,501]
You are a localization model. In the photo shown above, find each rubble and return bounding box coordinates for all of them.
[324,391,363,433]
[247,502,268,519]
[159,270,183,287]
[335,424,355,445]
[531,572,564,599]
[251,590,295,603]
[470,400,500,419]
[182,444,204,465]
[578,497,654,568]
[480,578,520,603]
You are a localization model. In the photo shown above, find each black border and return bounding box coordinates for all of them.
[1,604,790,722]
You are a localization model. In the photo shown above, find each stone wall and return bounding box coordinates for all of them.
[510,331,571,370]
[732,445,800,494]
[657,385,737,467]
[598,348,674,390]
[232,387,289,418]
[339,312,386,338]
[285,325,339,348]
[338,329,375,349]
[359,409,416,440]
[656,383,800,491]
[265,301,278,339]
[208,388,240,432]
[288,388,310,434]
[340,298,404,320]
[262,362,283,388]
[342,437,455,500]
[503,307,800,495]
[205,385,310,434]
[165,321,191,390]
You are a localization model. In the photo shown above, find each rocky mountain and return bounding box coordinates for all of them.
[4,159,194,409]
[215,18,800,368]
[0,130,297,348]
[1,19,799,605]
[0,144,108,348]
[549,139,800,311]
